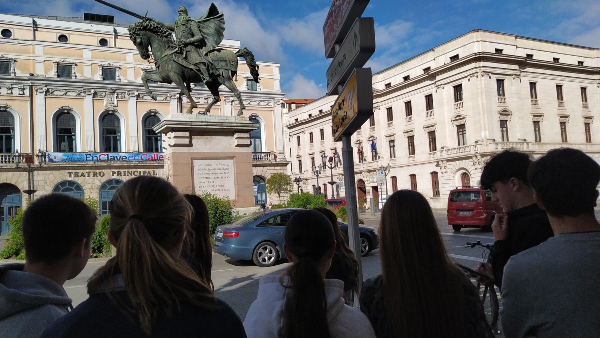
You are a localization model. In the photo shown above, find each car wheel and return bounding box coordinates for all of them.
[360,235,370,257]
[452,224,462,232]
[252,242,279,267]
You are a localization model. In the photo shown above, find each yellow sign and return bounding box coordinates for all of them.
[332,71,357,139]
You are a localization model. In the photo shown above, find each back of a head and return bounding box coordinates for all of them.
[282,210,334,338]
[88,176,213,335]
[379,190,464,337]
[23,193,96,264]
[481,150,532,189]
[529,148,600,218]
[184,194,213,289]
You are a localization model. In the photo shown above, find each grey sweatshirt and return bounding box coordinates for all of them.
[501,232,600,338]
[0,263,72,338]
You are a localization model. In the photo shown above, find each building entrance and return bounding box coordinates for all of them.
[0,183,22,235]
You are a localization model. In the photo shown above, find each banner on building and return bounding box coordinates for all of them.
[46,152,164,163]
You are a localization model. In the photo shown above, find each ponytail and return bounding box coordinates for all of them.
[281,256,330,338]
[87,176,215,336]
[280,210,335,338]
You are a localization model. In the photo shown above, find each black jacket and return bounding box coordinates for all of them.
[491,203,553,289]
[41,290,246,338]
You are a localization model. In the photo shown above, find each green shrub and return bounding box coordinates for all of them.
[198,192,238,237]
[0,208,25,260]
[91,214,111,257]
[285,193,328,210]
[270,204,286,209]
[84,196,99,215]
[336,206,347,222]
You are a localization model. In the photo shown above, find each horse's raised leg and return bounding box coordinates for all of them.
[172,75,197,114]
[222,72,246,116]
[141,72,162,101]
[204,81,221,115]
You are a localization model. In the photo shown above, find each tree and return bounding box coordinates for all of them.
[286,192,328,210]
[266,173,293,201]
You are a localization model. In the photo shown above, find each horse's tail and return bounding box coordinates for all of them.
[236,47,259,83]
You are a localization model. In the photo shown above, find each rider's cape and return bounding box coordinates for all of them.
[194,3,225,52]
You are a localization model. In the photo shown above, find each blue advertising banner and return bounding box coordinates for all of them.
[46,152,164,163]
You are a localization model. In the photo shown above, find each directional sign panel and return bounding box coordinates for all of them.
[323,0,370,58]
[327,17,375,96]
[332,68,373,142]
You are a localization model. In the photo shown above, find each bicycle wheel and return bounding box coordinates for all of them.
[480,284,499,330]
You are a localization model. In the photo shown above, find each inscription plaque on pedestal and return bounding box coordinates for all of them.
[193,159,235,199]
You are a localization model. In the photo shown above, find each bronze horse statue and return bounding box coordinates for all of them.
[128,19,259,115]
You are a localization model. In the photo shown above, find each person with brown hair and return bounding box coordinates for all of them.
[360,190,492,338]
[243,210,374,338]
[42,176,246,338]
[184,194,213,290]
[313,207,359,304]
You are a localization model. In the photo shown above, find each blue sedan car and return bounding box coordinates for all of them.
[213,208,378,267]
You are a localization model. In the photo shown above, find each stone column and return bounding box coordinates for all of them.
[128,92,139,151]
[35,86,47,151]
[84,89,95,151]
[275,99,285,160]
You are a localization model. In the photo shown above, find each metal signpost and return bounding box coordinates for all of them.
[324,0,374,299]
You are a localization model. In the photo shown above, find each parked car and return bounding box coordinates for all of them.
[213,208,377,267]
[338,222,378,258]
[325,199,346,210]
[447,188,503,232]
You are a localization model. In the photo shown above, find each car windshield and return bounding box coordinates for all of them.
[228,213,265,228]
[450,191,481,202]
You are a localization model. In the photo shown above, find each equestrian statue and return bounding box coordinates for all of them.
[96,0,260,115]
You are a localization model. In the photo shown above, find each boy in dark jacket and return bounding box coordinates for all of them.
[475,150,553,288]
[0,194,97,337]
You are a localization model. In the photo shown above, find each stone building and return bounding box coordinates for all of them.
[286,29,600,208]
[0,12,288,236]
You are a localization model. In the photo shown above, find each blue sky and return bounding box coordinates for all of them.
[2,0,599,99]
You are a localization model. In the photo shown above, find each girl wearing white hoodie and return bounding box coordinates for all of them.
[243,210,375,338]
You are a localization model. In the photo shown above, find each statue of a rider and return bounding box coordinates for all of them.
[163,4,224,84]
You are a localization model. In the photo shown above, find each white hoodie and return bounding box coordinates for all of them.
[244,275,375,338]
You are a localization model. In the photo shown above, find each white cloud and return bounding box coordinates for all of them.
[276,7,329,55]
[285,74,325,99]
[571,27,600,48]
[375,19,413,49]
[546,0,600,48]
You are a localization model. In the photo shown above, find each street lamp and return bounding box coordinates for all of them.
[379,163,391,200]
[312,163,323,195]
[13,150,46,202]
[293,177,304,193]
[322,153,337,199]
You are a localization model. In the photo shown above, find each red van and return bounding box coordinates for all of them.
[447,188,503,232]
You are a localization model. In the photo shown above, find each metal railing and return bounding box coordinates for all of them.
[454,101,464,110]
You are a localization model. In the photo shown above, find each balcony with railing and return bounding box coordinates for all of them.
[497,97,506,104]
[405,115,413,124]
[426,109,435,119]
[454,101,463,110]
[531,99,539,106]
[0,153,31,166]
[558,100,565,108]
[582,102,589,109]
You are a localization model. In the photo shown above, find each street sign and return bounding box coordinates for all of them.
[323,0,370,58]
[332,68,373,142]
[376,170,385,183]
[327,17,375,96]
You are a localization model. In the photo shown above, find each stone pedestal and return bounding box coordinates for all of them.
[154,114,259,208]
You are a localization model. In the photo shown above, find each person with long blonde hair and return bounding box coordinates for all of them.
[42,176,246,338]
[360,190,492,338]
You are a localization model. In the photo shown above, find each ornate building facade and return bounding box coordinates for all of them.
[287,30,600,208]
[0,12,288,237]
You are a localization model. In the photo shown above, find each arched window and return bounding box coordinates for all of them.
[0,111,14,153]
[0,183,21,235]
[461,172,470,188]
[144,115,162,152]
[101,114,121,152]
[52,180,84,199]
[99,179,124,216]
[55,111,76,152]
[249,117,262,153]
[253,176,266,205]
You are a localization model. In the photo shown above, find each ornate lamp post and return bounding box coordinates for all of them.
[322,153,337,199]
[13,150,47,202]
[379,163,391,199]
[293,177,304,193]
[312,163,323,195]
